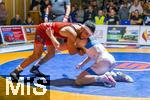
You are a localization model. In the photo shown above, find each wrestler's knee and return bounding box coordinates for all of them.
[47,49,55,56]
[32,53,42,60]
[46,52,55,58]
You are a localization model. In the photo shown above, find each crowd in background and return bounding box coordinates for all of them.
[70,0,150,25]
[0,2,7,25]
[0,0,150,26]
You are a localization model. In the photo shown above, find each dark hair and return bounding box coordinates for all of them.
[135,9,139,13]
[0,2,5,5]
[83,20,95,33]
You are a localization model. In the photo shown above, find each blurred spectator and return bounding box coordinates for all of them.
[0,2,8,25]
[129,0,143,15]
[119,2,130,25]
[144,16,150,25]
[130,10,143,25]
[26,0,150,26]
[84,5,96,22]
[91,0,99,14]
[139,0,147,9]
[45,0,71,22]
[106,1,117,13]
[102,0,109,10]
[31,0,40,6]
[29,0,41,25]
[97,1,103,10]
[70,6,77,23]
[10,14,22,25]
[0,33,2,45]
[30,0,40,11]
[94,9,106,25]
[40,0,51,21]
[119,2,129,20]
[82,2,89,10]
[106,9,120,25]
[120,0,131,9]
[23,14,34,25]
[143,2,150,25]
[76,6,84,23]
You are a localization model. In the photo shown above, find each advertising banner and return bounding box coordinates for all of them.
[139,26,150,45]
[107,26,140,44]
[93,25,107,43]
[0,26,26,44]
[23,25,37,42]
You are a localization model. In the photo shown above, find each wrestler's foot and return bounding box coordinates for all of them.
[10,69,22,82]
[103,72,116,87]
[30,65,46,77]
[112,71,134,83]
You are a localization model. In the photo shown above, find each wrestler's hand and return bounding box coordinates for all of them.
[77,48,86,56]
[46,28,54,37]
[63,16,68,22]
[74,38,80,47]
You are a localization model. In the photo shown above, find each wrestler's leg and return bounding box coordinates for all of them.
[75,61,116,87]
[10,43,44,81]
[30,45,55,76]
[39,45,55,65]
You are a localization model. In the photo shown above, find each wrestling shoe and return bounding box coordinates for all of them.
[113,71,134,83]
[30,65,46,77]
[10,69,22,82]
[102,72,116,87]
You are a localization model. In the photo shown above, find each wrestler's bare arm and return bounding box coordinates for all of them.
[76,57,91,69]
[46,28,60,47]
[46,28,67,51]
[59,26,77,42]
[59,27,79,55]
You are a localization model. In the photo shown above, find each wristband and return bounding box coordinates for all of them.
[45,14,48,18]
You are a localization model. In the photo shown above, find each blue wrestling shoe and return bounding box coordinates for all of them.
[112,71,134,83]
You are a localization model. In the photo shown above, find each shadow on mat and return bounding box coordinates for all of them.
[50,78,85,88]
[50,78,106,88]
[50,78,76,86]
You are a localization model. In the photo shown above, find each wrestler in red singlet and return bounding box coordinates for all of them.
[35,22,72,45]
